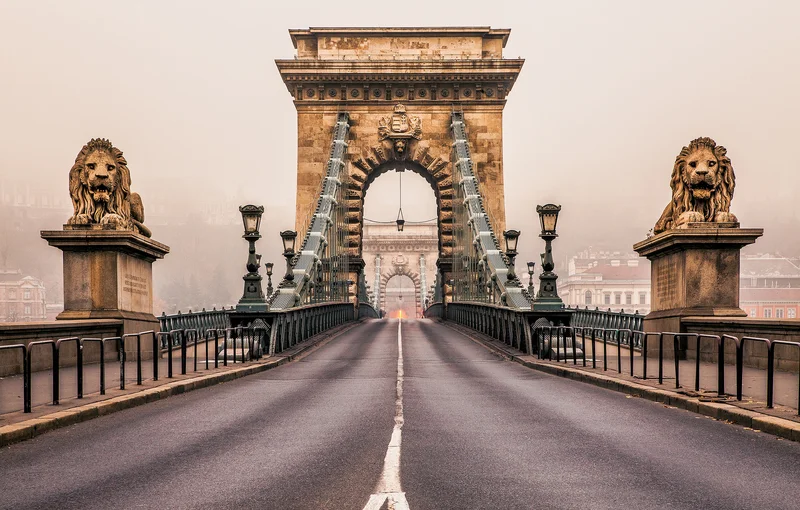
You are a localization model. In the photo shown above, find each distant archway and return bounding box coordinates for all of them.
[382,273,420,319]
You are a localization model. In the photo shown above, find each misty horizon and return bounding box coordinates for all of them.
[2,1,799,312]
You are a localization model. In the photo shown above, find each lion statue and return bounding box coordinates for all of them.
[67,138,151,237]
[654,137,738,234]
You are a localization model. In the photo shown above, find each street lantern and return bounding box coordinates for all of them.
[236,205,267,312]
[503,229,521,283]
[280,230,298,282]
[534,203,564,311]
[396,170,405,232]
[280,230,297,255]
[527,261,536,296]
[239,205,264,235]
[503,229,520,254]
[265,262,274,296]
[536,204,561,235]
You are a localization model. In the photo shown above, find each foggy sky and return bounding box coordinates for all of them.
[2,1,799,283]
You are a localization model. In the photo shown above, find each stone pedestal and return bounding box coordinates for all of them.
[41,229,170,337]
[633,224,762,337]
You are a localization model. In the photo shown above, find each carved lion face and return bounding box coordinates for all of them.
[682,146,720,201]
[82,150,119,203]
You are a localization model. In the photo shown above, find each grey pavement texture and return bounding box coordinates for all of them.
[1,318,800,510]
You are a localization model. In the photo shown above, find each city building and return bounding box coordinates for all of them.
[740,255,800,319]
[0,269,47,322]
[558,250,651,314]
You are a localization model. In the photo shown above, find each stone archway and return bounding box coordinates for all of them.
[380,263,422,318]
[346,104,454,262]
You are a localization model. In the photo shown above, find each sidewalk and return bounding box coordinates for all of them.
[446,322,800,429]
[574,336,799,412]
[0,324,353,428]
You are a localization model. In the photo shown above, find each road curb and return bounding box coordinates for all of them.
[0,320,362,447]
[442,321,800,443]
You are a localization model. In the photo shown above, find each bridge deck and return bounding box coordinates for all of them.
[1,319,799,509]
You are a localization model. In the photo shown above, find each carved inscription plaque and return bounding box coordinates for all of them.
[123,274,148,296]
[654,260,678,309]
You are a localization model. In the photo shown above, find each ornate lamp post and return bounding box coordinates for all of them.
[461,254,470,301]
[503,229,520,284]
[236,205,267,312]
[280,230,297,283]
[265,262,274,296]
[527,261,536,296]
[534,204,564,310]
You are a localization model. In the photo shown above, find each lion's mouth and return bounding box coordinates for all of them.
[689,181,715,200]
[89,183,113,202]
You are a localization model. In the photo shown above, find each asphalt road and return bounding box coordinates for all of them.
[2,319,800,510]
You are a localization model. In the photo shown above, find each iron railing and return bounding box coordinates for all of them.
[0,327,268,415]
[267,302,354,355]
[159,308,232,339]
[534,326,800,413]
[568,306,645,332]
[445,302,533,354]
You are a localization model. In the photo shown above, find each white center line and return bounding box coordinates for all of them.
[362,319,410,510]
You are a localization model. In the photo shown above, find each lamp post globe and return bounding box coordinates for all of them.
[534,204,564,311]
[279,230,298,282]
[503,229,520,283]
[236,205,267,312]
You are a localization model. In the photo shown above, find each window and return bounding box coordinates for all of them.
[23,289,31,300]
[639,292,647,305]
[776,308,784,319]
[749,308,756,317]
[604,293,611,305]
[788,308,796,319]
[584,290,592,305]
[764,308,772,318]
[614,293,621,305]
[24,305,31,315]
[625,293,632,305]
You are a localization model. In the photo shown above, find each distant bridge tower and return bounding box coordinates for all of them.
[276,27,523,295]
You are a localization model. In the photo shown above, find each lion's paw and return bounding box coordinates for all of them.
[715,211,738,224]
[676,211,704,227]
[68,214,92,226]
[100,214,127,230]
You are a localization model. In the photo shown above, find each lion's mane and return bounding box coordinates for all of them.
[68,138,132,226]
[654,137,736,234]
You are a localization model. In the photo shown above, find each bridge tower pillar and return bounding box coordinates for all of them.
[276,27,523,292]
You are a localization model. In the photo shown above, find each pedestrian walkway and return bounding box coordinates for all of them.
[518,332,800,424]
[0,340,253,421]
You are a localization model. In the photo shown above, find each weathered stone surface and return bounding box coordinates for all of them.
[40,230,170,336]
[633,226,763,335]
[279,27,521,289]
[654,137,738,234]
[66,138,152,238]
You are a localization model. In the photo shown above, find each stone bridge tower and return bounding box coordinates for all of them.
[276,27,523,291]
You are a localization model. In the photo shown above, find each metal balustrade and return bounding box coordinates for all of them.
[268,302,354,355]
[533,326,800,413]
[445,302,533,354]
[568,305,644,332]
[159,308,232,340]
[0,327,269,415]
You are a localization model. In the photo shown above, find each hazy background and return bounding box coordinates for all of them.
[1,1,798,313]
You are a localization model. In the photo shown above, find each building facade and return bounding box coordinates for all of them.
[558,250,651,315]
[0,270,47,322]
[362,220,439,318]
[740,255,800,319]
